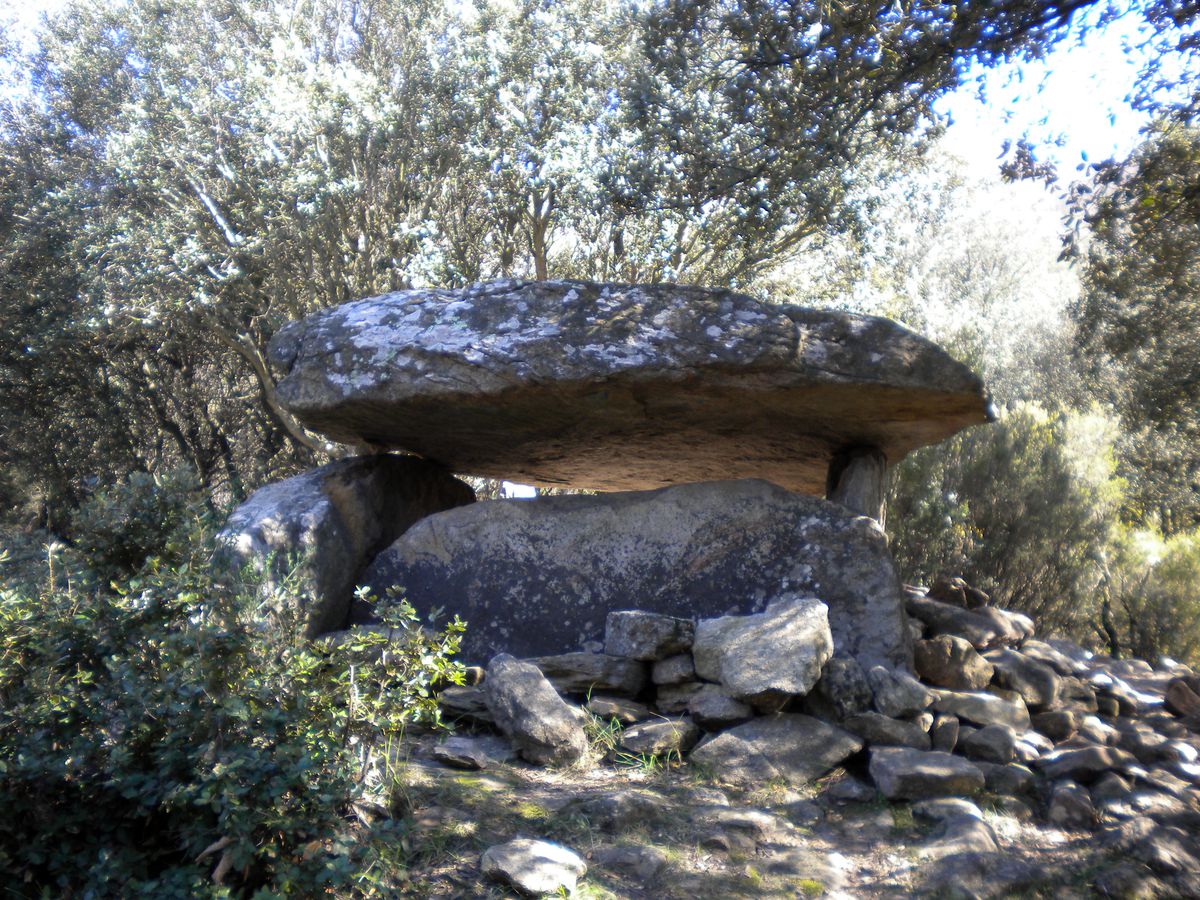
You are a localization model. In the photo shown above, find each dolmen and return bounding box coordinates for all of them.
[222,279,992,667]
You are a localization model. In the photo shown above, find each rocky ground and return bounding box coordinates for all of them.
[345,577,1200,898]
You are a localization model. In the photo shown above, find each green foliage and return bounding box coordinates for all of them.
[0,523,465,897]
[888,403,1124,636]
[69,468,210,582]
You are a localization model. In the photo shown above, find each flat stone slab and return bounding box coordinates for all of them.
[360,479,911,668]
[268,280,991,493]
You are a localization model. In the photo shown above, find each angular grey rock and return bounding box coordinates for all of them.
[959,724,1017,765]
[815,656,874,719]
[917,851,1046,900]
[843,712,932,750]
[927,575,990,609]
[480,838,587,896]
[269,280,991,493]
[693,596,833,703]
[912,797,984,822]
[1020,639,1088,676]
[1034,744,1137,783]
[605,610,694,661]
[1048,780,1095,830]
[913,635,995,691]
[619,718,700,757]
[1091,771,1133,804]
[431,735,515,771]
[362,479,911,668]
[976,762,1037,796]
[483,654,588,766]
[652,653,696,686]
[931,715,960,753]
[985,648,1061,709]
[526,652,646,696]
[932,689,1031,731]
[868,666,934,718]
[655,683,703,715]
[904,595,1007,649]
[917,813,1000,859]
[561,791,670,831]
[585,695,652,726]
[437,686,492,724]
[1031,710,1078,743]
[689,715,862,787]
[687,684,754,731]
[869,747,986,800]
[218,454,474,637]
[1102,816,1200,875]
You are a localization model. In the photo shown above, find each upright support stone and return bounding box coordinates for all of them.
[826,446,887,523]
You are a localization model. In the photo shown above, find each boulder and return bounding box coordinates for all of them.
[869,747,986,799]
[843,712,932,750]
[1031,710,1078,743]
[959,724,1017,765]
[218,454,474,637]
[1019,639,1088,676]
[1166,677,1200,719]
[692,596,833,703]
[269,280,991,493]
[931,715,960,753]
[585,695,651,726]
[913,635,994,691]
[868,666,934,718]
[619,718,700,757]
[814,656,874,719]
[480,838,587,896]
[916,814,1000,859]
[431,735,516,770]
[687,685,754,731]
[605,611,694,661]
[526,652,646,696]
[985,648,1061,709]
[1034,744,1137,783]
[655,683,703,715]
[1048,781,1095,830]
[932,689,1030,731]
[689,715,862,787]
[926,575,989,609]
[362,480,911,667]
[651,654,696,686]
[904,595,1010,649]
[483,655,588,766]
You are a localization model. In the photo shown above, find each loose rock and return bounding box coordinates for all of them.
[869,747,985,800]
[690,715,862,787]
[480,838,587,896]
[605,610,694,661]
[913,635,994,691]
[484,655,588,766]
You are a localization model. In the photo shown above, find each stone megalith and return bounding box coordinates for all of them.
[267,280,992,505]
[359,478,912,670]
[218,454,475,636]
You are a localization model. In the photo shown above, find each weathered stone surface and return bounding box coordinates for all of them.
[959,724,1017,765]
[218,454,474,637]
[619,718,700,757]
[480,838,587,896]
[1020,639,1088,676]
[1034,744,1137,783]
[687,685,754,731]
[269,280,991,493]
[912,797,984,823]
[985,648,1061,709]
[976,762,1037,796]
[526,652,646,696]
[655,683,703,715]
[932,689,1031,731]
[914,635,994,691]
[1166,677,1200,719]
[437,685,492,723]
[843,712,932,750]
[1031,710,1079,743]
[431,735,516,770]
[693,596,833,702]
[815,656,874,719]
[689,715,862,787]
[1048,782,1094,830]
[931,715,960,753]
[363,480,911,667]
[484,655,588,766]
[585,695,652,726]
[917,813,999,859]
[590,845,667,882]
[869,747,985,799]
[927,575,989,610]
[868,666,934,718]
[904,595,1006,649]
[605,611,694,661]
[651,654,696,686]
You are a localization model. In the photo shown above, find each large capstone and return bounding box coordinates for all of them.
[217,454,475,637]
[268,280,991,494]
[359,479,911,668]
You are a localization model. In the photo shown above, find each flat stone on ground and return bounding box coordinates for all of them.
[689,715,862,787]
[480,838,587,896]
[869,747,986,800]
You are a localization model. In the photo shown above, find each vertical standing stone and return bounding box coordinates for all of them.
[827,446,888,523]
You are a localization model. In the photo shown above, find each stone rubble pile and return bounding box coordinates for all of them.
[430,574,1200,895]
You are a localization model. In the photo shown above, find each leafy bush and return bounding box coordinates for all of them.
[887,403,1125,636]
[69,469,210,583]
[0,528,465,897]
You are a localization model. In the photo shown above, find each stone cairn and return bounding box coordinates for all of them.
[221,280,1200,894]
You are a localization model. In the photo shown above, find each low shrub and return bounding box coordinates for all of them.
[0,528,465,897]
